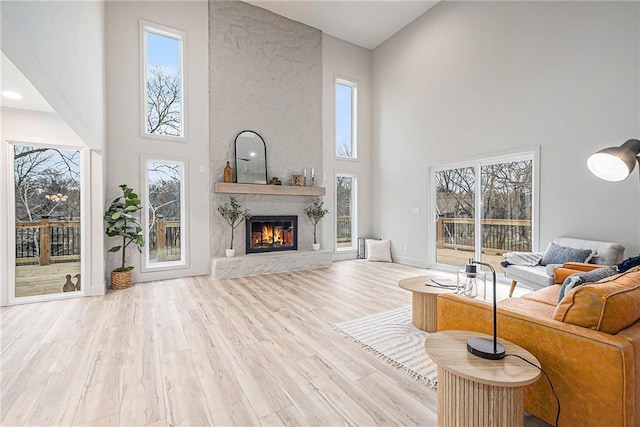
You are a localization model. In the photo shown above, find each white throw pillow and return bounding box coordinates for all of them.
[366,239,392,262]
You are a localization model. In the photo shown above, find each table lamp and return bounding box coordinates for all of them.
[465,259,505,360]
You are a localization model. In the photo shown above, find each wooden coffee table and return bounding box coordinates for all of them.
[398,275,457,332]
[425,330,541,427]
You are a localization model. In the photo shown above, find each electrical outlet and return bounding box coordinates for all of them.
[411,207,420,215]
[199,165,206,173]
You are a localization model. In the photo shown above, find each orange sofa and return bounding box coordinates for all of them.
[437,267,640,426]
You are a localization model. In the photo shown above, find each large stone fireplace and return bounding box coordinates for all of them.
[210,1,326,279]
[246,215,297,254]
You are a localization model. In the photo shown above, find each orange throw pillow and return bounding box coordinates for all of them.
[553,268,640,334]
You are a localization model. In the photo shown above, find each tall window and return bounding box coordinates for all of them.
[144,159,186,270]
[141,22,185,139]
[335,77,357,159]
[336,173,356,251]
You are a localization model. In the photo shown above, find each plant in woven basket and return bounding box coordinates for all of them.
[217,195,250,250]
[105,184,144,272]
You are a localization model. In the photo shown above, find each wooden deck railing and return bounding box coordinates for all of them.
[337,216,351,244]
[16,218,182,265]
[16,218,81,265]
[437,217,532,255]
[148,219,181,261]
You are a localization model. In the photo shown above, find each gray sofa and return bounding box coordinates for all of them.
[504,236,625,296]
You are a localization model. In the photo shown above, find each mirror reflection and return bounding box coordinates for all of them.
[235,130,267,184]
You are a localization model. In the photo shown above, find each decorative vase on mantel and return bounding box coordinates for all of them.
[224,161,233,183]
[312,243,321,251]
[225,248,235,258]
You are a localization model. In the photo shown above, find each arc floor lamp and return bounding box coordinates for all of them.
[587,138,640,182]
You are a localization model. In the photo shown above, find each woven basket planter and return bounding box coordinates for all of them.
[111,270,132,290]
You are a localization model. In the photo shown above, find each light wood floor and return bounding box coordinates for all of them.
[1,260,548,426]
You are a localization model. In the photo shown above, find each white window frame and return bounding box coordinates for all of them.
[141,156,188,272]
[427,147,540,273]
[334,76,358,160]
[6,141,89,305]
[139,20,187,142]
[335,171,358,252]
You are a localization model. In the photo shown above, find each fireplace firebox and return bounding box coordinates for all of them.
[246,215,297,254]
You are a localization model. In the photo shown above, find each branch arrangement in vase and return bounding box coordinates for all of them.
[217,195,250,257]
[304,197,329,250]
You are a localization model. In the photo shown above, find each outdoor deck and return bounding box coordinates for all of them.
[437,248,507,275]
[15,262,80,298]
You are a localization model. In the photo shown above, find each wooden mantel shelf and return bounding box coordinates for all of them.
[214,182,326,196]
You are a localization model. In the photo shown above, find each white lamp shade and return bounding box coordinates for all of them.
[587,151,633,182]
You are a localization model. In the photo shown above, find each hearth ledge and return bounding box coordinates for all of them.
[210,249,333,279]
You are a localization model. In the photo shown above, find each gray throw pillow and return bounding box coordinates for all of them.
[540,243,593,266]
[558,266,618,302]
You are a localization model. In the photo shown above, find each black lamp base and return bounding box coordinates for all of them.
[467,337,506,360]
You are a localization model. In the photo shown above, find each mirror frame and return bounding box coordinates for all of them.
[234,130,268,184]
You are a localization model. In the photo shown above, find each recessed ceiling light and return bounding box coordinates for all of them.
[2,90,23,100]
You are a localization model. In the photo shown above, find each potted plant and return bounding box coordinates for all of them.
[104,184,144,289]
[304,197,329,250]
[217,195,250,257]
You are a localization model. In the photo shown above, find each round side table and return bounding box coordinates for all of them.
[398,275,456,332]
[425,330,541,427]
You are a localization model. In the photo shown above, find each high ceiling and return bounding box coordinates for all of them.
[245,0,440,49]
[1,1,440,116]
[1,52,54,113]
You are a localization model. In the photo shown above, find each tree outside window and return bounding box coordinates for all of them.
[143,26,184,138]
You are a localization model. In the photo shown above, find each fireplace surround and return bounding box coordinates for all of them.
[246,215,298,254]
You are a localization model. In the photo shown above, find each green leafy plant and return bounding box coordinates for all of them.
[105,184,144,271]
[304,197,329,244]
[217,195,251,249]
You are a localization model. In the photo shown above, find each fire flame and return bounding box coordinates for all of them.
[250,221,294,249]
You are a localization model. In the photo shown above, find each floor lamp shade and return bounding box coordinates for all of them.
[587,139,640,182]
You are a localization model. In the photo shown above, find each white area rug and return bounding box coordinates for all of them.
[335,306,437,388]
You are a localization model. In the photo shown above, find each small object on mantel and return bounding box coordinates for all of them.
[270,177,282,185]
[223,161,233,183]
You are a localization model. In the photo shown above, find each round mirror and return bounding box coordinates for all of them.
[235,130,267,184]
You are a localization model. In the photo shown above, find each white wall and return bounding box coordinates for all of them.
[321,34,373,259]
[105,1,210,283]
[372,1,640,266]
[1,1,105,151]
[1,0,107,302]
[209,1,322,257]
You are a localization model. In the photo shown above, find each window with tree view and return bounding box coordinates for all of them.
[143,24,184,138]
[145,160,185,268]
[336,173,356,250]
[433,156,534,274]
[13,145,82,299]
[335,78,356,158]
